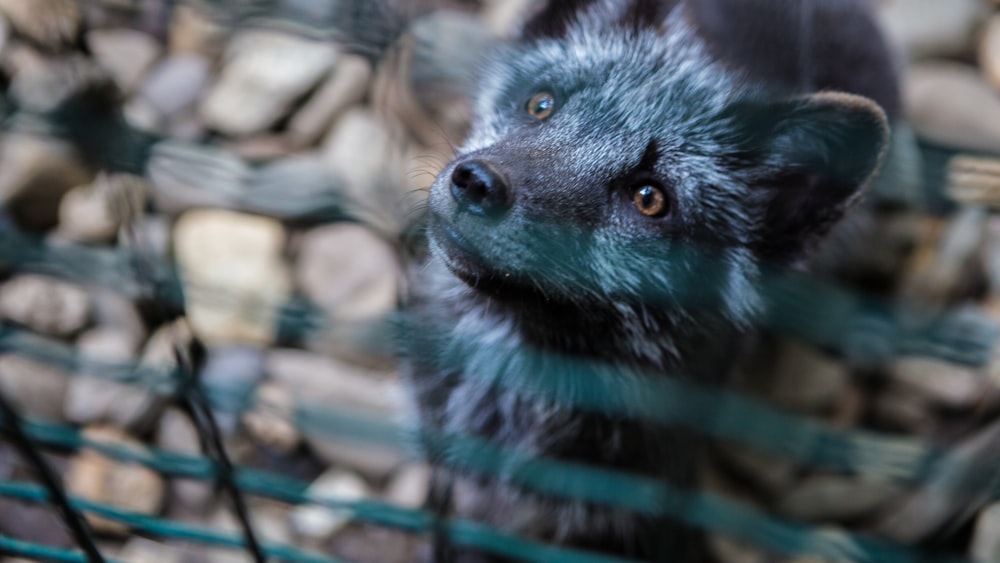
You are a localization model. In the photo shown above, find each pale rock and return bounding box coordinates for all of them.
[706,534,767,563]
[88,28,161,94]
[295,223,400,324]
[481,0,534,34]
[971,503,1000,562]
[0,274,90,337]
[66,426,166,535]
[290,469,370,541]
[384,464,431,509]
[877,0,988,59]
[288,53,372,148]
[266,349,407,477]
[169,3,224,56]
[0,0,81,51]
[900,205,988,305]
[117,537,184,563]
[147,141,250,214]
[872,383,933,435]
[890,358,986,409]
[65,328,160,429]
[174,209,292,346]
[982,15,1000,93]
[777,475,903,522]
[207,500,291,563]
[201,345,265,433]
[243,382,300,453]
[0,134,91,231]
[156,408,214,510]
[138,319,195,395]
[55,173,150,244]
[712,444,798,496]
[905,63,1000,154]
[89,288,147,348]
[137,54,212,119]
[201,31,337,137]
[0,355,70,421]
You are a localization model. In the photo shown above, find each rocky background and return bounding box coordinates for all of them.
[0,0,1000,562]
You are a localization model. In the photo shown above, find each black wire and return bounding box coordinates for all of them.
[0,392,106,563]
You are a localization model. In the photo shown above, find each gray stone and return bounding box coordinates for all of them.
[290,469,370,541]
[55,173,150,244]
[777,475,903,522]
[138,54,212,119]
[88,28,161,94]
[890,357,987,409]
[877,0,989,59]
[242,382,300,453]
[201,345,266,433]
[384,463,431,509]
[0,134,91,231]
[287,53,372,148]
[905,63,1000,154]
[156,408,215,511]
[0,274,90,338]
[0,354,70,421]
[743,339,849,414]
[971,503,1000,562]
[0,0,81,51]
[200,31,337,137]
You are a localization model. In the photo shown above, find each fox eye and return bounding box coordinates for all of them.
[526,92,555,120]
[632,185,670,217]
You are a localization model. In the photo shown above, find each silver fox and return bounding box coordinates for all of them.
[403,0,899,560]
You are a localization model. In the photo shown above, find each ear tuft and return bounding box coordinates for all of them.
[741,91,889,263]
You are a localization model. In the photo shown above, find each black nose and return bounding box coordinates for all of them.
[450,160,511,217]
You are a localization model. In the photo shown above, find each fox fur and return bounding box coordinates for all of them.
[402,0,898,560]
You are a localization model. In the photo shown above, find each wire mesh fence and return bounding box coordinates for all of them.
[3,0,1000,562]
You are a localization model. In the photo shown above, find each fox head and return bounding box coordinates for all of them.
[425,0,889,326]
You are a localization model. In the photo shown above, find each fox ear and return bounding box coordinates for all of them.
[735,92,889,263]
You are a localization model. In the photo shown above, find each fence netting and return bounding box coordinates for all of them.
[2,0,1000,562]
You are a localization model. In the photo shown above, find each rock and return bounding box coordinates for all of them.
[900,205,988,305]
[877,0,988,60]
[706,535,767,563]
[156,408,215,511]
[384,464,431,509]
[204,501,291,563]
[0,0,81,51]
[872,383,934,435]
[65,328,161,429]
[55,173,150,244]
[136,54,212,121]
[201,345,265,434]
[137,318,195,391]
[0,134,91,231]
[0,496,74,550]
[971,503,1000,562]
[947,156,1000,209]
[89,288,147,348]
[712,444,798,496]
[905,63,1000,154]
[243,382,300,453]
[266,349,407,477]
[0,275,90,338]
[287,53,372,148]
[174,209,292,346]
[147,141,250,213]
[777,475,903,523]
[117,537,184,563]
[982,15,1000,93]
[65,425,166,536]
[295,222,400,328]
[87,28,161,94]
[200,31,337,137]
[169,3,223,56]
[481,0,534,34]
[889,358,987,409]
[742,339,849,414]
[0,355,69,421]
[290,469,370,541]
[321,109,406,229]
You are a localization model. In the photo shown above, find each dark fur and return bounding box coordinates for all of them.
[403,1,897,560]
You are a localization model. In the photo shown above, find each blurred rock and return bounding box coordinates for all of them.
[743,339,849,414]
[706,534,767,563]
[890,358,987,409]
[147,141,249,213]
[873,383,934,435]
[201,31,336,137]
[290,469,370,541]
[65,328,161,430]
[901,206,988,306]
[169,3,223,56]
[207,500,291,563]
[201,345,265,433]
[287,53,372,148]
[55,173,150,244]
[0,497,74,550]
[88,28,161,94]
[971,503,1000,562]
[777,475,903,523]
[156,408,215,511]
[243,382,300,454]
[905,63,1000,154]
[0,134,91,231]
[135,54,212,122]
[877,0,988,60]
[0,354,70,421]
[0,274,90,337]
[66,425,166,535]
[948,156,1000,209]
[481,0,534,34]
[137,318,195,390]
[295,223,400,341]
[89,288,147,348]
[174,209,292,346]
[712,444,798,497]
[266,349,407,477]
[982,14,1000,93]
[0,0,81,51]
[384,463,430,509]
[117,537,184,563]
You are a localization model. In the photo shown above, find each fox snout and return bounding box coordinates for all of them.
[449,159,512,219]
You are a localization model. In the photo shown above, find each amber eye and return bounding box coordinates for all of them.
[632,185,669,217]
[526,92,555,120]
